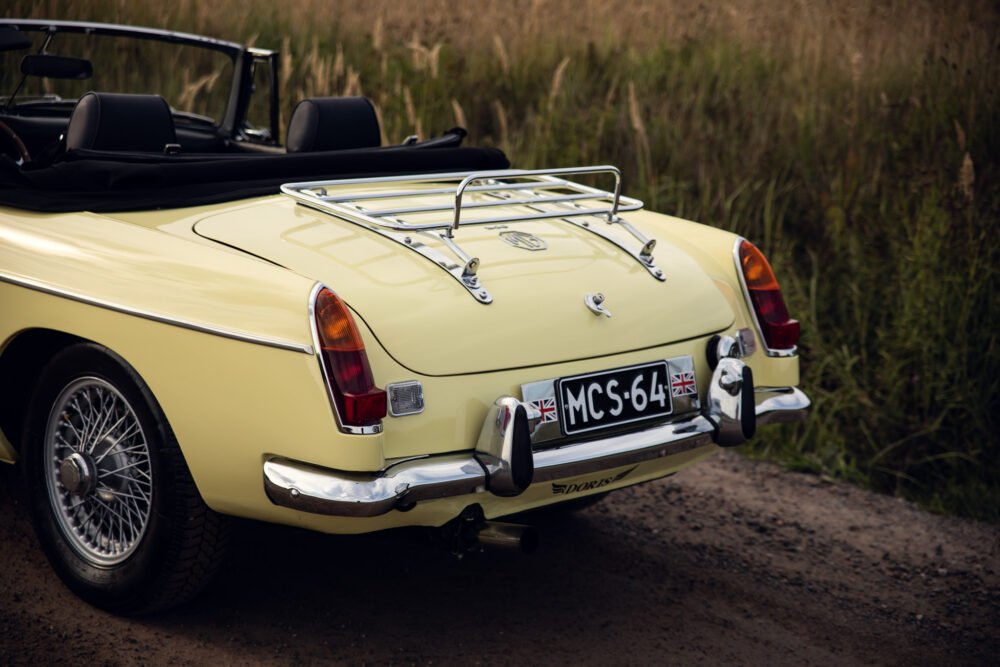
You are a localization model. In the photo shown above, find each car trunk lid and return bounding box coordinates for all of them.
[193,190,733,376]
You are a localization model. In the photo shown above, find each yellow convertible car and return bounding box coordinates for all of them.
[0,20,809,613]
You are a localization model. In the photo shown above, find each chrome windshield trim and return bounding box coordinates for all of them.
[732,237,798,358]
[0,272,313,354]
[0,19,251,57]
[308,282,384,435]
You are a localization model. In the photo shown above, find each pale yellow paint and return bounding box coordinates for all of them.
[0,183,802,534]
[0,207,316,348]
[194,197,735,375]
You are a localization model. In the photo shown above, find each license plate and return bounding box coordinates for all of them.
[556,361,673,436]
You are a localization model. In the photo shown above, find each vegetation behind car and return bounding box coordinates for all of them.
[5,0,998,521]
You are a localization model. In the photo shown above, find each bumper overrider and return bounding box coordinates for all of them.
[263,353,810,518]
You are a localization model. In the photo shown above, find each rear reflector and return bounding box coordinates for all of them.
[314,288,387,428]
[738,240,800,350]
[387,381,425,416]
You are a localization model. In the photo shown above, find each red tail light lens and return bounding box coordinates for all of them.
[314,288,387,428]
[738,240,800,350]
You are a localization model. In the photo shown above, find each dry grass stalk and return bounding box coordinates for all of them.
[627,80,652,182]
[372,16,384,53]
[603,76,619,109]
[547,56,571,111]
[404,36,442,77]
[177,70,222,110]
[594,76,619,143]
[493,34,510,75]
[402,85,423,137]
[959,152,975,203]
[333,44,345,80]
[403,86,417,126]
[280,36,293,91]
[954,120,966,152]
[343,66,362,97]
[492,99,509,146]
[428,43,442,79]
[369,99,389,145]
[451,98,467,129]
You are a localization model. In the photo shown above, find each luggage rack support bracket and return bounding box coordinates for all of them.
[281,166,666,304]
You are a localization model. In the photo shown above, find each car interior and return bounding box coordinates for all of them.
[0,23,510,212]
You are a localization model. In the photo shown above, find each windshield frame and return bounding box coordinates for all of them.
[0,19,280,144]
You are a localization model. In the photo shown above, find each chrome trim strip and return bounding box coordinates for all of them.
[0,19,252,57]
[0,272,313,354]
[308,282,384,435]
[732,237,798,358]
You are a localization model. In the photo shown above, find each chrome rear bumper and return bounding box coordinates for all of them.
[263,355,810,518]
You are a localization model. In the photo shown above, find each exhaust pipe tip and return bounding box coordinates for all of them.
[476,521,540,554]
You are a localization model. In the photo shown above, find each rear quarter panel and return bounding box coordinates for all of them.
[0,206,385,517]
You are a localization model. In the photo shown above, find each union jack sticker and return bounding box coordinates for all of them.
[530,397,559,423]
[670,371,697,397]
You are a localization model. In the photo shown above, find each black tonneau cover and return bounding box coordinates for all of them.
[0,146,510,212]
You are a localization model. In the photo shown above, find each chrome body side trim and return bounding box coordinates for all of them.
[308,282,384,435]
[0,271,313,354]
[732,237,798,358]
[262,379,811,517]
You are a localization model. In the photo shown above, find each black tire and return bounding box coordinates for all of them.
[22,342,229,615]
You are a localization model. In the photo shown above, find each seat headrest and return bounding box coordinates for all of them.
[286,97,380,153]
[66,92,177,152]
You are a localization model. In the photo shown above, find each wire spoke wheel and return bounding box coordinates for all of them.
[43,377,153,566]
[25,344,229,614]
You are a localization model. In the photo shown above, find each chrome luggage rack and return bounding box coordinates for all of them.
[281,166,665,304]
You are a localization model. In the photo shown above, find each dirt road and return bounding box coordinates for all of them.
[1,450,997,665]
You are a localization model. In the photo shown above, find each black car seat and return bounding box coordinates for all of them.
[285,96,381,153]
[65,92,177,152]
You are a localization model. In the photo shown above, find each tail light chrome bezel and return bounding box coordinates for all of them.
[308,283,386,435]
[732,237,798,358]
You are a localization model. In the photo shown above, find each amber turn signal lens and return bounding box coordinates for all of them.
[739,240,781,291]
[738,240,800,350]
[315,289,366,352]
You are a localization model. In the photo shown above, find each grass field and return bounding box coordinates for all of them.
[8,0,1000,521]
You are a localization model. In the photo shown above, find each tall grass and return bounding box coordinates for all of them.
[8,0,1000,520]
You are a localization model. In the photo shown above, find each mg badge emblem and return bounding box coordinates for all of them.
[499,230,547,251]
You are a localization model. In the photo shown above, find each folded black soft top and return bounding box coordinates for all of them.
[0,146,510,213]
